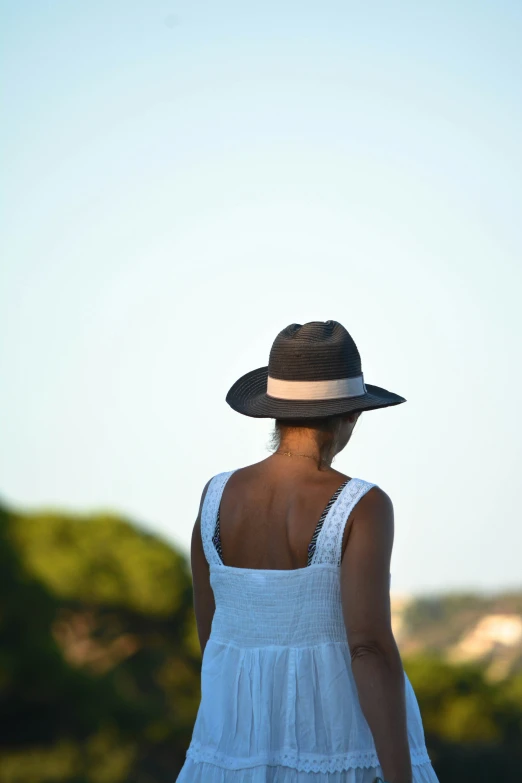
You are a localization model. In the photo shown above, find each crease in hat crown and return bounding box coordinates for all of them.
[225,318,406,419]
[266,320,366,401]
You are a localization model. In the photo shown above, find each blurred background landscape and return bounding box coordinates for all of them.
[1,496,521,782]
[2,2,522,782]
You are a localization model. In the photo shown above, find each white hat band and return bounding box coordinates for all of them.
[266,374,366,401]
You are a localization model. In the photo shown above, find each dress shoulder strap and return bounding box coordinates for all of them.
[200,470,236,566]
[307,478,351,565]
[310,477,378,566]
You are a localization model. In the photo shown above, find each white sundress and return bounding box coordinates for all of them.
[176,470,440,783]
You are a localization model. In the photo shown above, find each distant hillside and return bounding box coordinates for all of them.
[392,591,522,681]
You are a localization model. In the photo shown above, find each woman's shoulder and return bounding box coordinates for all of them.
[348,480,394,529]
[197,470,236,509]
[351,477,391,506]
[206,464,391,509]
[339,481,393,562]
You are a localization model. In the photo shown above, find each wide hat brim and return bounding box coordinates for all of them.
[226,366,406,419]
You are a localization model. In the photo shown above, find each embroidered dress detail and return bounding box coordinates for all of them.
[307,479,351,565]
[201,470,236,567]
[186,740,432,773]
[177,470,439,782]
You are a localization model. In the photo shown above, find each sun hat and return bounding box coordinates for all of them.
[225,320,406,420]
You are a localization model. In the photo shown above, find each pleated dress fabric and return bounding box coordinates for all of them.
[176,471,439,782]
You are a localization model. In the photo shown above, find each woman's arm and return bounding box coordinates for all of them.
[340,487,412,783]
[190,478,214,656]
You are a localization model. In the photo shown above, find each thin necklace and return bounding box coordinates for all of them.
[274,450,320,461]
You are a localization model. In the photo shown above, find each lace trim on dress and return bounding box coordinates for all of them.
[306,479,351,564]
[311,478,376,566]
[186,740,431,772]
[201,471,236,567]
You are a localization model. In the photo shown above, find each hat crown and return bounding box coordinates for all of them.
[268,320,362,381]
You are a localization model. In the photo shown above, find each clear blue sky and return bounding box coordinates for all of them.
[1,1,521,595]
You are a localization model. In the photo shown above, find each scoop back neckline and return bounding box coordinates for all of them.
[211,475,359,574]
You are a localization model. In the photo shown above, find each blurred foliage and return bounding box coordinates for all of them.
[404,654,522,739]
[9,508,190,617]
[0,499,200,782]
[0,497,521,782]
[402,651,522,780]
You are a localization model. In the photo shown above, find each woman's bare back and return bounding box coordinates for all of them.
[216,457,373,571]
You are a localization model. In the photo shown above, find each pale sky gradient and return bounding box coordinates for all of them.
[1,1,521,595]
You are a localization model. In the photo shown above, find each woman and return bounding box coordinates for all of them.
[176,320,439,783]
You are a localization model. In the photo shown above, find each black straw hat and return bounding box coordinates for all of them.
[226,320,406,419]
